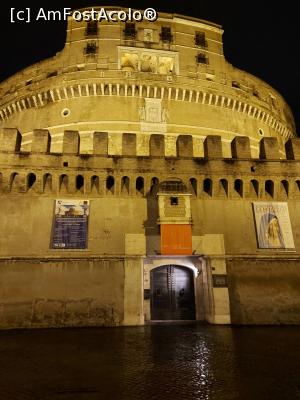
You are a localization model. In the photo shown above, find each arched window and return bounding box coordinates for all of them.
[86,20,98,36]
[280,180,289,197]
[121,176,130,195]
[190,178,197,196]
[9,172,19,191]
[265,180,274,198]
[27,173,36,190]
[106,176,115,194]
[43,173,52,192]
[59,174,68,192]
[250,179,259,197]
[150,177,159,196]
[136,177,144,195]
[91,175,99,193]
[76,175,84,192]
[234,179,243,197]
[203,178,212,196]
[219,179,228,197]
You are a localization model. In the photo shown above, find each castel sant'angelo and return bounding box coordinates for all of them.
[0,6,299,329]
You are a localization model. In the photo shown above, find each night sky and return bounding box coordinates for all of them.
[0,1,299,133]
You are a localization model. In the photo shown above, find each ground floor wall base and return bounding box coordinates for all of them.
[1,256,300,329]
[227,257,300,324]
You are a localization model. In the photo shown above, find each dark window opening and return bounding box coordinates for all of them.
[250,179,259,196]
[170,196,178,205]
[124,23,137,39]
[160,27,173,43]
[85,42,97,55]
[76,175,84,191]
[43,173,52,191]
[190,178,197,196]
[195,32,207,48]
[62,109,70,117]
[86,21,98,36]
[136,177,144,194]
[27,173,36,189]
[265,180,274,197]
[63,161,69,167]
[196,53,208,64]
[220,179,228,196]
[9,173,19,190]
[203,178,212,196]
[59,174,68,191]
[106,176,115,193]
[121,176,130,195]
[281,180,289,196]
[234,179,243,196]
[91,175,99,192]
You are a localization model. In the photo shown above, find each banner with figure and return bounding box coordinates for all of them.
[253,202,294,249]
[51,200,89,249]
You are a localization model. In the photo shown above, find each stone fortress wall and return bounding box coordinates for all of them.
[1,130,300,327]
[0,8,295,158]
[0,7,299,329]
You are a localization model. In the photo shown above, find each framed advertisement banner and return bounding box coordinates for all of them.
[51,199,89,249]
[252,202,295,249]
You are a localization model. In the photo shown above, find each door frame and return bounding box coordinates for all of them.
[143,256,204,322]
[150,264,196,320]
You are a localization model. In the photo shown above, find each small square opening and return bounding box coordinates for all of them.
[170,196,178,205]
[63,161,69,167]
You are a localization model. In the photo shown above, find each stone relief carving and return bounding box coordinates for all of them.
[139,106,146,121]
[161,108,169,123]
[139,98,168,133]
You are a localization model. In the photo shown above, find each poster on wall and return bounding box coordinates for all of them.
[253,202,295,249]
[51,200,89,249]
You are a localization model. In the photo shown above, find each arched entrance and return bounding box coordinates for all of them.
[150,265,195,320]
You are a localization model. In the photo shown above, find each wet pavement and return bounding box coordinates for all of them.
[0,323,300,400]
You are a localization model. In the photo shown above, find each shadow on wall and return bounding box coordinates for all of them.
[144,178,160,249]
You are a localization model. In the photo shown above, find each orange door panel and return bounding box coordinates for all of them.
[160,224,192,255]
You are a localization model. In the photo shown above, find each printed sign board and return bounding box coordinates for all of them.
[51,199,89,249]
[253,202,294,249]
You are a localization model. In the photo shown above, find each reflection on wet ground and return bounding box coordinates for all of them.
[0,323,300,399]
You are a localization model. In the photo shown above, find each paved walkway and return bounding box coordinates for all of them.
[0,324,300,399]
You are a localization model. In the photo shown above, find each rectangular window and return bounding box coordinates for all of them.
[86,21,98,37]
[85,42,97,55]
[124,23,137,39]
[160,27,173,43]
[196,53,208,64]
[170,196,179,206]
[195,32,207,48]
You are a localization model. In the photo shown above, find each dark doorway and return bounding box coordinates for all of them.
[150,265,195,320]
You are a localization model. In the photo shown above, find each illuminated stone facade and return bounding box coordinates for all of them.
[0,7,299,328]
